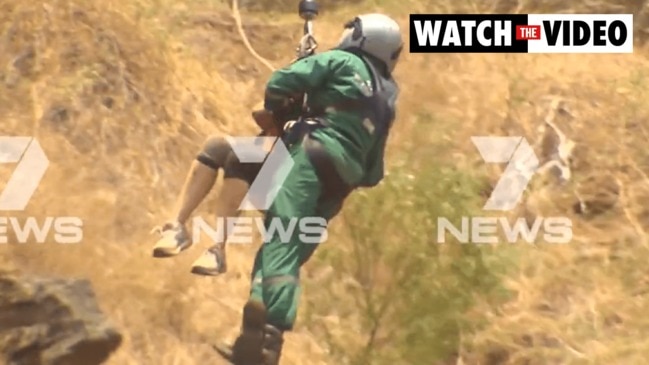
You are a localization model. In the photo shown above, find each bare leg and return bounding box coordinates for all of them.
[152,132,266,266]
[190,176,251,275]
[152,135,233,258]
[190,145,263,275]
[172,161,218,225]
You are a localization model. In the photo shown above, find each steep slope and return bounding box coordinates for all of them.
[0,1,329,364]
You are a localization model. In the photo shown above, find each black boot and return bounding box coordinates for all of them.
[262,324,284,365]
[230,299,268,365]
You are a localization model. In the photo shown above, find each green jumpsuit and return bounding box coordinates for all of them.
[249,48,399,331]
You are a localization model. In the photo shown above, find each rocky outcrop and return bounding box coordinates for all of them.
[0,271,122,365]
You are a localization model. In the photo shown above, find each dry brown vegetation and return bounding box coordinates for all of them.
[2,0,649,364]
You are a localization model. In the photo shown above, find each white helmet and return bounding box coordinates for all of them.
[336,13,403,74]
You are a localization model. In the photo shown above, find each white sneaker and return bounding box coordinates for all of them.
[190,244,227,276]
[151,222,192,258]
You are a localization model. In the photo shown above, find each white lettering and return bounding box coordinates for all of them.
[414,20,442,46]
[442,21,462,46]
[437,216,573,244]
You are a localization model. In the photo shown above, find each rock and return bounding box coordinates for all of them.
[0,271,122,365]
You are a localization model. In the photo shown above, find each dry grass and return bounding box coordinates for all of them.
[2,0,649,364]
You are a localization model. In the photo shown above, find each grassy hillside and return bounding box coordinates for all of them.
[2,0,649,364]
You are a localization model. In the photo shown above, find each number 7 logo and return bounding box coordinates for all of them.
[0,137,49,211]
[225,136,294,211]
[471,136,539,211]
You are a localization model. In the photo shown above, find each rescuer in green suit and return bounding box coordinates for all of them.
[228,13,404,365]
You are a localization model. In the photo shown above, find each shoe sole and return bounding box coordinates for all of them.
[152,243,191,258]
[231,300,267,365]
[190,266,227,276]
[190,248,227,275]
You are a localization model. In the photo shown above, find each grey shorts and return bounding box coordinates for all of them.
[195,134,265,185]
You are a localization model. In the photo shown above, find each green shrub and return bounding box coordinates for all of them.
[305,117,515,364]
